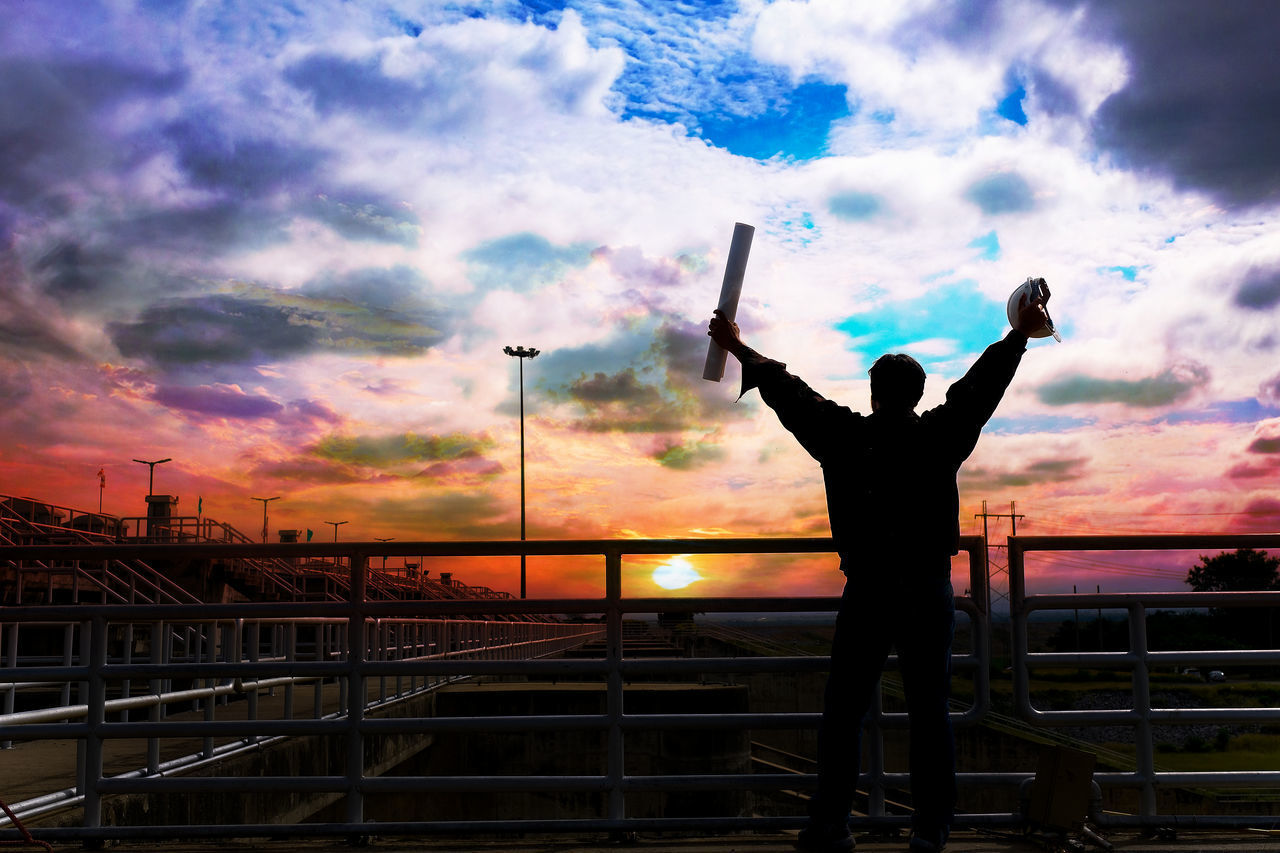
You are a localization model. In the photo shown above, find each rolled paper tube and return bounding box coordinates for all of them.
[702,222,755,382]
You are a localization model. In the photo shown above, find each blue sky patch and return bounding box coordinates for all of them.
[996,81,1028,125]
[828,191,882,221]
[692,80,851,161]
[965,172,1035,215]
[835,279,1004,368]
[968,230,1000,260]
[463,232,595,292]
[1156,398,1280,426]
[1101,265,1138,281]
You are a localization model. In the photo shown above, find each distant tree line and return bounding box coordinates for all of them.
[1048,549,1280,657]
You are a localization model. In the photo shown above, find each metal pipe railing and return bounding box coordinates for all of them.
[7,533,1276,840]
[0,536,990,840]
[1009,532,1280,826]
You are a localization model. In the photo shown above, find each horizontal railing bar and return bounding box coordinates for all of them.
[0,536,838,561]
[1012,533,1280,551]
[1025,650,1280,667]
[1024,590,1280,609]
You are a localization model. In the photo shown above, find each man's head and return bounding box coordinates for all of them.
[868,353,926,412]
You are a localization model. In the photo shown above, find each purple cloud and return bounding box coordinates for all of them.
[151,384,283,419]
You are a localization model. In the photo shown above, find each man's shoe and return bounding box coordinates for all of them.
[796,822,855,852]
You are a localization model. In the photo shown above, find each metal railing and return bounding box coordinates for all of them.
[1,533,1277,842]
[1010,533,1280,828]
[0,536,990,842]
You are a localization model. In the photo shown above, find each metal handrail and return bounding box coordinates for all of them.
[0,536,992,842]
[1009,532,1280,825]
[4,533,1278,841]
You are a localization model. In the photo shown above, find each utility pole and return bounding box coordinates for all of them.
[504,345,540,599]
[975,500,1024,612]
[251,496,280,544]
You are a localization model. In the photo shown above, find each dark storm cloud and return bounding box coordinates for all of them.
[110,294,319,367]
[567,369,664,406]
[1234,264,1280,311]
[164,116,326,198]
[544,318,751,434]
[284,53,428,129]
[0,58,185,207]
[1036,363,1209,407]
[652,440,726,471]
[106,202,291,256]
[1085,0,1280,209]
[109,267,450,369]
[1261,373,1280,407]
[150,384,284,419]
[961,457,1088,490]
[1228,458,1280,480]
[1247,435,1280,455]
[311,432,493,468]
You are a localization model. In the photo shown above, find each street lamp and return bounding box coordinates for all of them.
[325,520,348,566]
[374,537,394,572]
[503,345,540,599]
[132,457,171,497]
[251,496,280,544]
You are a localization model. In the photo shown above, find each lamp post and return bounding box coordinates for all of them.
[325,520,348,566]
[503,345,540,599]
[251,496,280,544]
[132,457,171,497]
[374,537,394,572]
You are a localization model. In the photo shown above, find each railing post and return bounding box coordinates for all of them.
[1009,536,1031,721]
[2,621,16,749]
[84,615,108,835]
[284,621,296,720]
[346,549,368,830]
[604,547,625,829]
[1129,602,1156,818]
[148,620,163,774]
[247,620,261,723]
[203,620,216,759]
[867,681,886,818]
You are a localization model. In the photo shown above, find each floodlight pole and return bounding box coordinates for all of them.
[251,496,280,544]
[504,345,540,599]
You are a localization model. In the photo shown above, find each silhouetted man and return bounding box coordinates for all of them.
[708,296,1049,853]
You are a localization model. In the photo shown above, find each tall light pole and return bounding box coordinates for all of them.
[132,457,171,497]
[251,496,280,544]
[503,345,540,599]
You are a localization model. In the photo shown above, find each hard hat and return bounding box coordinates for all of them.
[1006,277,1060,341]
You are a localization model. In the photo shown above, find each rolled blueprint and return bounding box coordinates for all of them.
[702,222,755,382]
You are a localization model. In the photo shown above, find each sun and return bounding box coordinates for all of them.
[652,556,702,590]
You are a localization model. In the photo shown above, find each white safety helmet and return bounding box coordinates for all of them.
[1006,277,1060,341]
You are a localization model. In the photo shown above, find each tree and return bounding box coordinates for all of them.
[1186,548,1280,592]
[1186,548,1280,653]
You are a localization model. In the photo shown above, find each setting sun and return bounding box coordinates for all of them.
[652,556,703,590]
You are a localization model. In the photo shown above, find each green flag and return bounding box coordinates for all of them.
[306,528,313,542]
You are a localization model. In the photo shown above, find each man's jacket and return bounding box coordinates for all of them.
[739,330,1028,571]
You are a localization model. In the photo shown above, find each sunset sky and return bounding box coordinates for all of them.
[2,1,1279,599]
